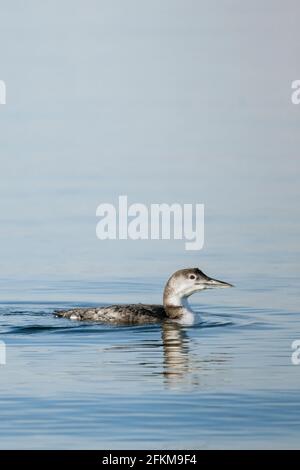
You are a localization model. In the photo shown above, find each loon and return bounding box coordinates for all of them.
[54,268,233,326]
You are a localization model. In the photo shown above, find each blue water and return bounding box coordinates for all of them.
[0,276,300,449]
[1,0,300,449]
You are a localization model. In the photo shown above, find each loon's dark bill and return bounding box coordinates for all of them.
[196,277,234,288]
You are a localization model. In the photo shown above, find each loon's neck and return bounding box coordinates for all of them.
[163,290,195,325]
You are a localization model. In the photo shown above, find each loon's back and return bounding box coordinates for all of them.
[55,304,166,325]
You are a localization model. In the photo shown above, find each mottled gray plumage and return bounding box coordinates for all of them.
[55,304,166,324]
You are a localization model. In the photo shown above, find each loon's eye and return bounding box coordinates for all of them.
[189,274,196,280]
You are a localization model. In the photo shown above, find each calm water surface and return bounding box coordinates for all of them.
[0,271,300,449]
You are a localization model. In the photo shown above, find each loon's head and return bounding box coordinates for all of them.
[163,267,233,307]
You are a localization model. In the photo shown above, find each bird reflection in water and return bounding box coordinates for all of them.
[161,321,231,389]
[102,321,230,389]
[161,322,190,385]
